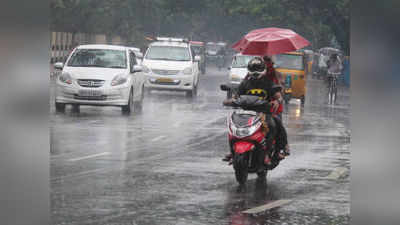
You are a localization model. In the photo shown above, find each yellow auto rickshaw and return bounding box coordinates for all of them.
[272,51,307,104]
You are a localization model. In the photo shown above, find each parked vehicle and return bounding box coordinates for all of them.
[272,51,307,104]
[142,37,200,98]
[54,44,145,114]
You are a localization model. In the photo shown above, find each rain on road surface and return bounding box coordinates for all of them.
[51,66,350,225]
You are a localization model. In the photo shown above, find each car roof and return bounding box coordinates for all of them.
[150,41,189,48]
[77,44,127,51]
[190,41,204,46]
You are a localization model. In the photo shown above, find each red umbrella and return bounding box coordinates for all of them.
[232,27,310,56]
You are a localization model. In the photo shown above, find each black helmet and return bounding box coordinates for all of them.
[247,57,265,73]
[247,57,266,80]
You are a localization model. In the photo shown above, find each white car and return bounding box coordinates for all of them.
[226,54,254,98]
[141,38,200,98]
[54,44,145,114]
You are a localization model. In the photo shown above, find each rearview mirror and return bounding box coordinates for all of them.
[54,62,64,70]
[132,65,142,73]
[220,84,231,91]
[194,55,201,62]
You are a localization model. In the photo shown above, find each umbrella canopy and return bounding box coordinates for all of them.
[232,27,310,56]
[318,47,342,55]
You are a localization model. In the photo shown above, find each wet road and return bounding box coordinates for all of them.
[51,66,350,225]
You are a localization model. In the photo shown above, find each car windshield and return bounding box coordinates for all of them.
[145,46,191,61]
[273,54,304,70]
[67,49,127,68]
[231,55,254,68]
[206,44,220,52]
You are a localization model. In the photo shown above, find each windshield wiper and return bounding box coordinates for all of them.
[148,57,173,61]
[108,66,126,69]
[70,64,105,67]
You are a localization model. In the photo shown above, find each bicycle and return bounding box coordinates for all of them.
[327,72,340,104]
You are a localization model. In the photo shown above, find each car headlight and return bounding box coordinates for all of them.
[183,67,193,75]
[59,72,72,84]
[111,74,127,86]
[142,65,151,73]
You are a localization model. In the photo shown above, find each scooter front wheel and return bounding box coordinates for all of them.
[233,153,249,185]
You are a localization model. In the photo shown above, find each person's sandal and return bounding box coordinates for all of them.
[278,145,290,160]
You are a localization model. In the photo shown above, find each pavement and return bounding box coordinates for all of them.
[50,66,350,225]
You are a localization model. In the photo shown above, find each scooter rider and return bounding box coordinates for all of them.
[223,57,290,166]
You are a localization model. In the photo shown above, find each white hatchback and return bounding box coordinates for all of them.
[54,44,145,114]
[142,38,200,98]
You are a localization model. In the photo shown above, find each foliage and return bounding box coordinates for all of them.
[50,0,349,54]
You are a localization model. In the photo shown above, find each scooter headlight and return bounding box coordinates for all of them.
[232,122,261,138]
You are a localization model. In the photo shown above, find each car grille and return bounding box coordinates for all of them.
[152,69,180,76]
[77,79,105,88]
[74,94,107,101]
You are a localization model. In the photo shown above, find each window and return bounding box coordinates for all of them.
[67,49,127,69]
[273,54,304,70]
[145,46,191,61]
[130,52,137,68]
[231,55,254,68]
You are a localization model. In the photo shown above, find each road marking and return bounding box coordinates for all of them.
[242,199,292,214]
[68,152,111,162]
[326,167,348,180]
[151,135,167,142]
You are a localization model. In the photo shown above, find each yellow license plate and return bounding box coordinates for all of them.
[156,78,173,83]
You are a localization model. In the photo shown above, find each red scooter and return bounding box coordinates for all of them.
[221,85,280,185]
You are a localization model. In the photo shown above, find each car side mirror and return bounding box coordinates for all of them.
[227,67,231,70]
[54,62,64,70]
[194,55,201,62]
[220,84,230,91]
[132,65,142,73]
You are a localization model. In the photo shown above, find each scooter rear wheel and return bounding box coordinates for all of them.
[233,154,249,185]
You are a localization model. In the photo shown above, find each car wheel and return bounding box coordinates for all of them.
[71,104,80,113]
[55,102,65,113]
[122,89,134,114]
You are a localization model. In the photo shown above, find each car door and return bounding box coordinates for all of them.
[129,51,144,101]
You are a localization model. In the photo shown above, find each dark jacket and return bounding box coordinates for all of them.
[236,75,276,100]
